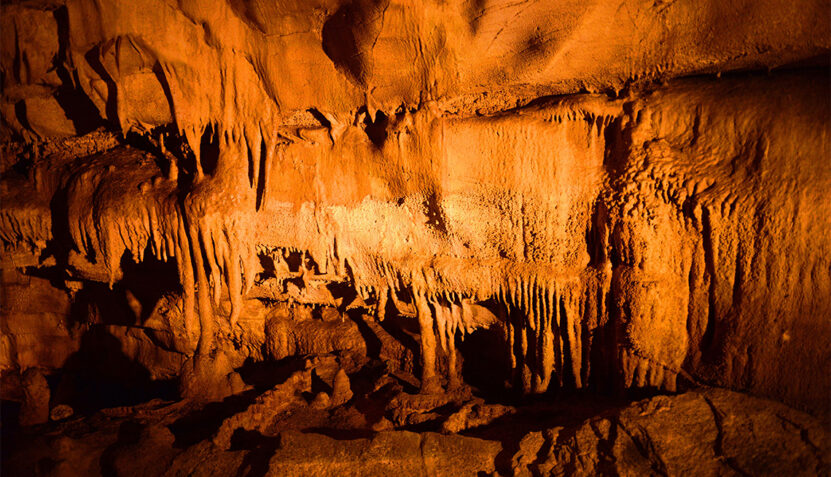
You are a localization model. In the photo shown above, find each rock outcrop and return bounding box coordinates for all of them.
[1,0,828,474]
[512,389,831,476]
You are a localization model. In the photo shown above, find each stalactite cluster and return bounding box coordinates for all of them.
[1,1,829,474]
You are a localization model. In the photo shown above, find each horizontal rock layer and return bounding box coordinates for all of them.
[2,0,829,139]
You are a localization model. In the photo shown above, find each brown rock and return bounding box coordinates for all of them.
[109,424,179,477]
[441,399,515,434]
[50,404,74,422]
[515,389,831,476]
[0,1,829,473]
[267,430,500,476]
[212,369,311,449]
[179,352,244,403]
[512,431,548,477]
[310,391,331,409]
[19,368,49,426]
[21,96,78,138]
[330,368,353,407]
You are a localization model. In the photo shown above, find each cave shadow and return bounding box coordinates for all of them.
[65,247,180,329]
[232,429,281,477]
[361,108,388,148]
[53,326,178,416]
[458,321,512,401]
[374,292,421,371]
[167,389,260,449]
[67,281,133,328]
[13,100,32,134]
[236,355,307,391]
[52,251,180,415]
[0,399,21,463]
[83,45,119,129]
[311,368,333,396]
[325,281,383,359]
[321,2,369,87]
[118,248,180,323]
[170,356,310,448]
[198,123,220,176]
[47,186,75,274]
[99,419,144,477]
[462,390,631,476]
[52,5,104,135]
[345,309,382,360]
[254,138,268,210]
[346,360,399,425]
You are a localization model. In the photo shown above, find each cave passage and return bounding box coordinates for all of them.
[1,0,829,475]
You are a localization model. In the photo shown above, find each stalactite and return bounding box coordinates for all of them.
[188,223,214,353]
[540,282,555,391]
[414,287,441,394]
[247,127,262,191]
[0,81,700,402]
[184,125,204,180]
[447,302,462,389]
[176,213,198,350]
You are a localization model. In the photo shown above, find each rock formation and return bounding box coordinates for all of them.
[1,0,829,475]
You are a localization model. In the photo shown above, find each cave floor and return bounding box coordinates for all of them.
[4,353,828,476]
[2,354,622,476]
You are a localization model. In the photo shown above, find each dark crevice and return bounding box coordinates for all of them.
[198,123,220,176]
[701,396,751,477]
[422,189,448,235]
[247,135,255,186]
[152,62,177,128]
[700,207,718,356]
[52,6,104,135]
[255,137,268,210]
[234,430,281,477]
[363,110,388,148]
[83,45,119,128]
[307,108,331,129]
[168,389,260,448]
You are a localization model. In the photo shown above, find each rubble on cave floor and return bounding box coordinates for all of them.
[2,0,830,474]
[3,354,828,477]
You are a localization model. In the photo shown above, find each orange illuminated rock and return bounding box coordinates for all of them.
[0,0,828,473]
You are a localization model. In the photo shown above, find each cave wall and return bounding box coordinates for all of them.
[1,0,829,420]
[3,0,829,139]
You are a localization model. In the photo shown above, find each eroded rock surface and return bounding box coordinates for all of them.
[4,71,828,416]
[512,389,831,476]
[4,384,828,476]
[1,0,829,474]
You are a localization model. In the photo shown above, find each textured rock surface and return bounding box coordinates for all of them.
[19,368,50,426]
[1,0,829,474]
[512,388,831,476]
[266,430,502,476]
[2,0,828,140]
[4,70,828,415]
[3,388,827,476]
